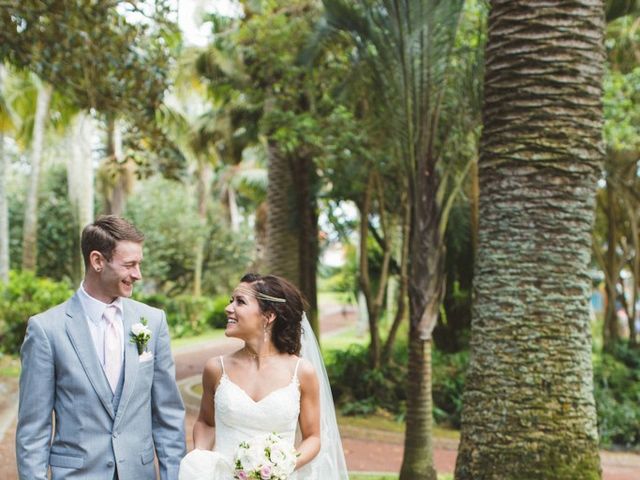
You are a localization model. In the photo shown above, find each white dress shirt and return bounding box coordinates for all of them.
[78,284,125,370]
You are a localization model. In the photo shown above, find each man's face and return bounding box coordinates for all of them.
[98,241,143,300]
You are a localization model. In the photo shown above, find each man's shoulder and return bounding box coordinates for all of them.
[30,299,72,326]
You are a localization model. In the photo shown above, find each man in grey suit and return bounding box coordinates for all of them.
[16,216,186,479]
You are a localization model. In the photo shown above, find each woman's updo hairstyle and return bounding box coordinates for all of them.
[240,273,307,355]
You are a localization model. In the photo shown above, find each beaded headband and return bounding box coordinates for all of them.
[234,285,287,303]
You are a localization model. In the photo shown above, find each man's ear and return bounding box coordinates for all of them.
[89,250,105,272]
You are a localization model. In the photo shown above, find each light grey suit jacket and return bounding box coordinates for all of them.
[16,293,186,480]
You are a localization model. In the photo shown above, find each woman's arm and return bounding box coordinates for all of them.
[295,359,321,469]
[192,357,222,450]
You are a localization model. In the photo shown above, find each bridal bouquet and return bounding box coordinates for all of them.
[233,433,298,480]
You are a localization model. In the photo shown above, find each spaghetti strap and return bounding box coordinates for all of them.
[219,355,226,375]
[292,358,301,380]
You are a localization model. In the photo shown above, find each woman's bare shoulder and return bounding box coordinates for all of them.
[295,357,319,385]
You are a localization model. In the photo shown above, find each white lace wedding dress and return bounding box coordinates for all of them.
[179,357,313,480]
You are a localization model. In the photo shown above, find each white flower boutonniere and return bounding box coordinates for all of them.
[130,317,152,355]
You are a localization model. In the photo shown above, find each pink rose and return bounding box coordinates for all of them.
[260,465,272,479]
[235,470,248,480]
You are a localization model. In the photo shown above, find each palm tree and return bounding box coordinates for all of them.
[320,0,465,477]
[65,110,95,283]
[21,78,52,271]
[0,63,14,282]
[455,1,605,478]
[196,4,324,331]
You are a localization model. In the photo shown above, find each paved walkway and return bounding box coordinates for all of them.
[2,305,639,479]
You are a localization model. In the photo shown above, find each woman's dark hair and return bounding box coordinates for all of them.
[240,273,307,355]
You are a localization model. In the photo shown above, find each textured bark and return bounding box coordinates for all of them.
[22,81,52,271]
[292,152,318,332]
[470,156,479,255]
[266,143,299,283]
[0,132,8,283]
[265,143,319,333]
[455,1,604,479]
[603,179,621,347]
[400,163,444,480]
[400,334,437,480]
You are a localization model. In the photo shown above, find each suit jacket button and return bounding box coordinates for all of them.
[112,432,118,438]
[107,461,114,467]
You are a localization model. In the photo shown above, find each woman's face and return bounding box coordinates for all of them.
[224,283,265,339]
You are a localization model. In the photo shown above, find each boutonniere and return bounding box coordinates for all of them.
[130,317,152,355]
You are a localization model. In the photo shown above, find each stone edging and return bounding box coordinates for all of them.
[178,375,202,414]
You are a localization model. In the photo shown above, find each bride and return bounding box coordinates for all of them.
[179,273,349,479]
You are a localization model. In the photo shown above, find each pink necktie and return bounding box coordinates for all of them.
[103,305,122,393]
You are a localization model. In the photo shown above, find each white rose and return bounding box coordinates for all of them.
[131,323,151,336]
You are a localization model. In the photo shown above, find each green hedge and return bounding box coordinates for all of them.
[0,271,72,354]
[0,273,229,354]
[593,343,640,448]
[327,342,640,449]
[326,343,467,426]
[136,292,228,338]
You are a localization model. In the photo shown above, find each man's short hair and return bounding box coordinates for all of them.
[81,215,144,268]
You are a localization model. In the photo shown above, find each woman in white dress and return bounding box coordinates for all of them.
[180,273,348,479]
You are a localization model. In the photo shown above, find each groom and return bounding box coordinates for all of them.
[16,215,186,479]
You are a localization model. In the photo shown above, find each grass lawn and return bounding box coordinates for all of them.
[318,291,356,306]
[321,325,369,350]
[170,328,227,350]
[337,412,459,441]
[0,354,20,378]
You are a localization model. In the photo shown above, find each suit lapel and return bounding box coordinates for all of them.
[65,294,115,419]
[114,298,140,429]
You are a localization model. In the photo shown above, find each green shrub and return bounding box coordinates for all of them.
[326,342,469,427]
[326,344,407,417]
[0,271,72,354]
[431,349,469,428]
[136,292,228,338]
[207,295,230,329]
[593,344,640,448]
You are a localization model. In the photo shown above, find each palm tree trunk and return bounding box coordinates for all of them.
[400,331,437,480]
[293,152,318,334]
[0,131,8,283]
[227,185,240,233]
[67,111,95,283]
[603,178,620,348]
[102,117,133,216]
[22,81,53,271]
[358,174,382,368]
[266,143,319,334]
[194,160,212,297]
[469,155,479,255]
[455,1,604,478]
[626,200,639,346]
[266,142,299,283]
[400,162,444,480]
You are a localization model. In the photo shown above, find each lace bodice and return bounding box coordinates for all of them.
[213,356,301,462]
